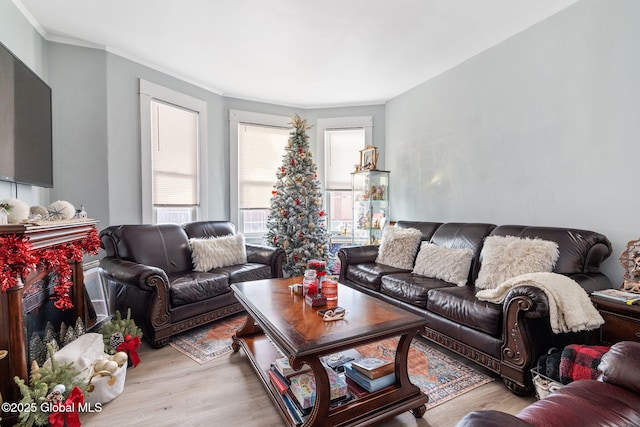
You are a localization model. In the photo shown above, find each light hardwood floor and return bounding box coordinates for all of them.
[80,339,536,427]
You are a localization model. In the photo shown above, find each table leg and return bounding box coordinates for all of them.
[231,314,262,352]
[411,404,427,418]
[396,328,429,418]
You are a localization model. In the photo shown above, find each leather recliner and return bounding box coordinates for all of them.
[455,341,640,426]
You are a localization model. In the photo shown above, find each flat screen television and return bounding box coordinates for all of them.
[0,41,53,188]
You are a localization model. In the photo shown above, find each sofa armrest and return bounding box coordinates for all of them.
[99,257,170,292]
[99,257,172,345]
[337,245,379,276]
[503,285,550,319]
[500,285,555,393]
[245,244,285,277]
[455,410,534,427]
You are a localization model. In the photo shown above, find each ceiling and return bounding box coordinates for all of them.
[16,0,578,108]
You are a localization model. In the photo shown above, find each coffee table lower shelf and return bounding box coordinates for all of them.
[232,331,428,427]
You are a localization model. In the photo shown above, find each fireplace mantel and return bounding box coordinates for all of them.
[0,220,98,426]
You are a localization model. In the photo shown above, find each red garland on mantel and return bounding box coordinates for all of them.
[0,228,101,309]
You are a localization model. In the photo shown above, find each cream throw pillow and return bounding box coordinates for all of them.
[412,242,474,286]
[475,235,559,290]
[375,226,422,270]
[189,233,247,272]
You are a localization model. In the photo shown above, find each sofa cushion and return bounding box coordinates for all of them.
[430,223,496,285]
[376,226,422,269]
[183,220,236,239]
[517,379,640,427]
[475,235,559,289]
[381,273,455,308]
[103,223,193,274]
[489,225,612,275]
[599,341,640,394]
[169,272,230,306]
[189,233,247,272]
[346,262,409,292]
[426,286,503,336]
[214,263,272,283]
[394,221,444,241]
[413,242,474,286]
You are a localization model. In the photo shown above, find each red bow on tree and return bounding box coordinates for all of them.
[48,386,84,427]
[117,335,141,367]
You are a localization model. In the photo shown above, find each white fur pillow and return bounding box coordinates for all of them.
[475,235,559,290]
[413,243,474,286]
[375,226,422,270]
[189,234,247,272]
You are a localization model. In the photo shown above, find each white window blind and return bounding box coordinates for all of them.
[151,100,199,206]
[325,128,365,190]
[238,124,289,209]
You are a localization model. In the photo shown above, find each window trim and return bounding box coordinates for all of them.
[139,79,208,224]
[316,116,373,191]
[229,109,291,237]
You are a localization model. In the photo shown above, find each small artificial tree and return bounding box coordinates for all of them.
[265,114,330,276]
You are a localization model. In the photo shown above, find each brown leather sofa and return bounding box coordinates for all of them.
[99,221,285,347]
[455,341,640,426]
[338,221,612,395]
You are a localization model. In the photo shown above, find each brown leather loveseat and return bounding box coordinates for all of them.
[338,221,612,395]
[455,341,640,426]
[99,220,285,347]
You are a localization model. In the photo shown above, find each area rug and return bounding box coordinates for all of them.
[354,337,494,409]
[169,313,245,364]
[170,315,494,409]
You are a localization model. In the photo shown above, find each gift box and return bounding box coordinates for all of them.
[289,367,347,409]
[305,293,326,307]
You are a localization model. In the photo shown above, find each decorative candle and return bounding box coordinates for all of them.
[322,279,338,301]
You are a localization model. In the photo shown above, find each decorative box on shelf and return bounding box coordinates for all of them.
[289,367,348,409]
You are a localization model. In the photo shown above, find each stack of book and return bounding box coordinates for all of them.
[273,356,310,377]
[320,349,363,369]
[267,357,349,425]
[344,357,395,392]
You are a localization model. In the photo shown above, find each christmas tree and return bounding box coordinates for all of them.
[265,114,330,276]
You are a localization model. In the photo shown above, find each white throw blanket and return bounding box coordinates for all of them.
[476,272,604,334]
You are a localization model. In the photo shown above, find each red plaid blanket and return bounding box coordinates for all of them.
[559,344,610,384]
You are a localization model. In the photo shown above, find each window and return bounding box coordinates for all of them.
[139,80,208,224]
[230,110,290,237]
[317,117,373,237]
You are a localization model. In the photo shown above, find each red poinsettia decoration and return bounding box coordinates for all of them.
[0,227,100,309]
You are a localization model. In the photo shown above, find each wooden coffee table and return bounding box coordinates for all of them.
[231,277,428,426]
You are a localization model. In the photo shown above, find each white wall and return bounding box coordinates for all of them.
[385,0,640,281]
[47,43,109,227]
[103,53,227,225]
